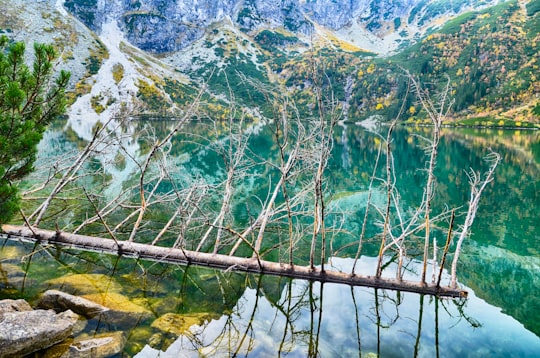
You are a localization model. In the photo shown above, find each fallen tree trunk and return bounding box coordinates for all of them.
[1,225,467,298]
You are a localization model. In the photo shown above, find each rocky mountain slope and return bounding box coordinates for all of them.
[0,0,538,127]
[64,0,503,54]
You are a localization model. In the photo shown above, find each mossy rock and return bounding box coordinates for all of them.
[151,312,210,337]
[46,274,122,295]
[0,263,29,290]
[0,246,24,262]
[125,325,154,347]
[82,292,152,326]
[145,296,183,317]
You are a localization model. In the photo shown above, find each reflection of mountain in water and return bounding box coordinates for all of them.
[458,242,540,336]
[328,189,386,214]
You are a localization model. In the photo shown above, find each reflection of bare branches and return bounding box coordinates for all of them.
[351,286,362,358]
[413,294,425,357]
[232,275,262,356]
[368,288,402,330]
[278,281,295,356]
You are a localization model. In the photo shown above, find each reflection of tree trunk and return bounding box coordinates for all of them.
[278,280,293,357]
[351,287,362,358]
[308,283,316,357]
[414,295,424,357]
[20,241,40,295]
[233,275,262,356]
[435,297,440,358]
[375,288,381,357]
[2,224,467,297]
[315,283,323,357]
[308,282,323,358]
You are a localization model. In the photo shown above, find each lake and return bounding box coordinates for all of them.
[1,121,539,357]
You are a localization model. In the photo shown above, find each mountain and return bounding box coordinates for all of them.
[63,0,504,54]
[0,0,538,127]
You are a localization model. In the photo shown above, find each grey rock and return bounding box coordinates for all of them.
[0,309,79,357]
[37,289,151,327]
[0,299,32,314]
[38,289,109,319]
[61,0,500,54]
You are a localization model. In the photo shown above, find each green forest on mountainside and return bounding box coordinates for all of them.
[265,0,538,125]
[23,0,538,126]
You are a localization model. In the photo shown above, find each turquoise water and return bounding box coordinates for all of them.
[1,122,539,356]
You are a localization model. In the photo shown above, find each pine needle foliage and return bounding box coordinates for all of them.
[0,35,70,223]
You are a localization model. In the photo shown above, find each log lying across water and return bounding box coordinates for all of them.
[1,225,467,298]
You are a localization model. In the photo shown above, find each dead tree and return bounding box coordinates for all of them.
[450,151,500,288]
[409,74,454,284]
[28,117,116,226]
[197,110,251,254]
[6,69,497,296]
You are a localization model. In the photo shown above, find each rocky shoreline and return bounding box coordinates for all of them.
[0,290,128,357]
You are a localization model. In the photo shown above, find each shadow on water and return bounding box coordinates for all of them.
[1,239,539,357]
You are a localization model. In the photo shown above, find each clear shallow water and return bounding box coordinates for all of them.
[1,241,538,357]
[136,257,540,358]
[1,122,539,356]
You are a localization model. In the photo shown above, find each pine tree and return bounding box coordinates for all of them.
[0,35,70,223]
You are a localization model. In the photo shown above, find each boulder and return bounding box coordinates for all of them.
[42,331,126,358]
[38,289,108,318]
[0,298,32,313]
[0,309,79,357]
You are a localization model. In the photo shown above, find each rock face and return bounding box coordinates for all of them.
[237,0,312,34]
[0,309,79,357]
[62,0,502,53]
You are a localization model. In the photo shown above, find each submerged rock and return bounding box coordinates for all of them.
[151,312,209,336]
[82,292,152,326]
[46,274,122,295]
[0,246,23,262]
[42,331,126,358]
[0,262,28,290]
[38,289,108,319]
[0,309,79,357]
